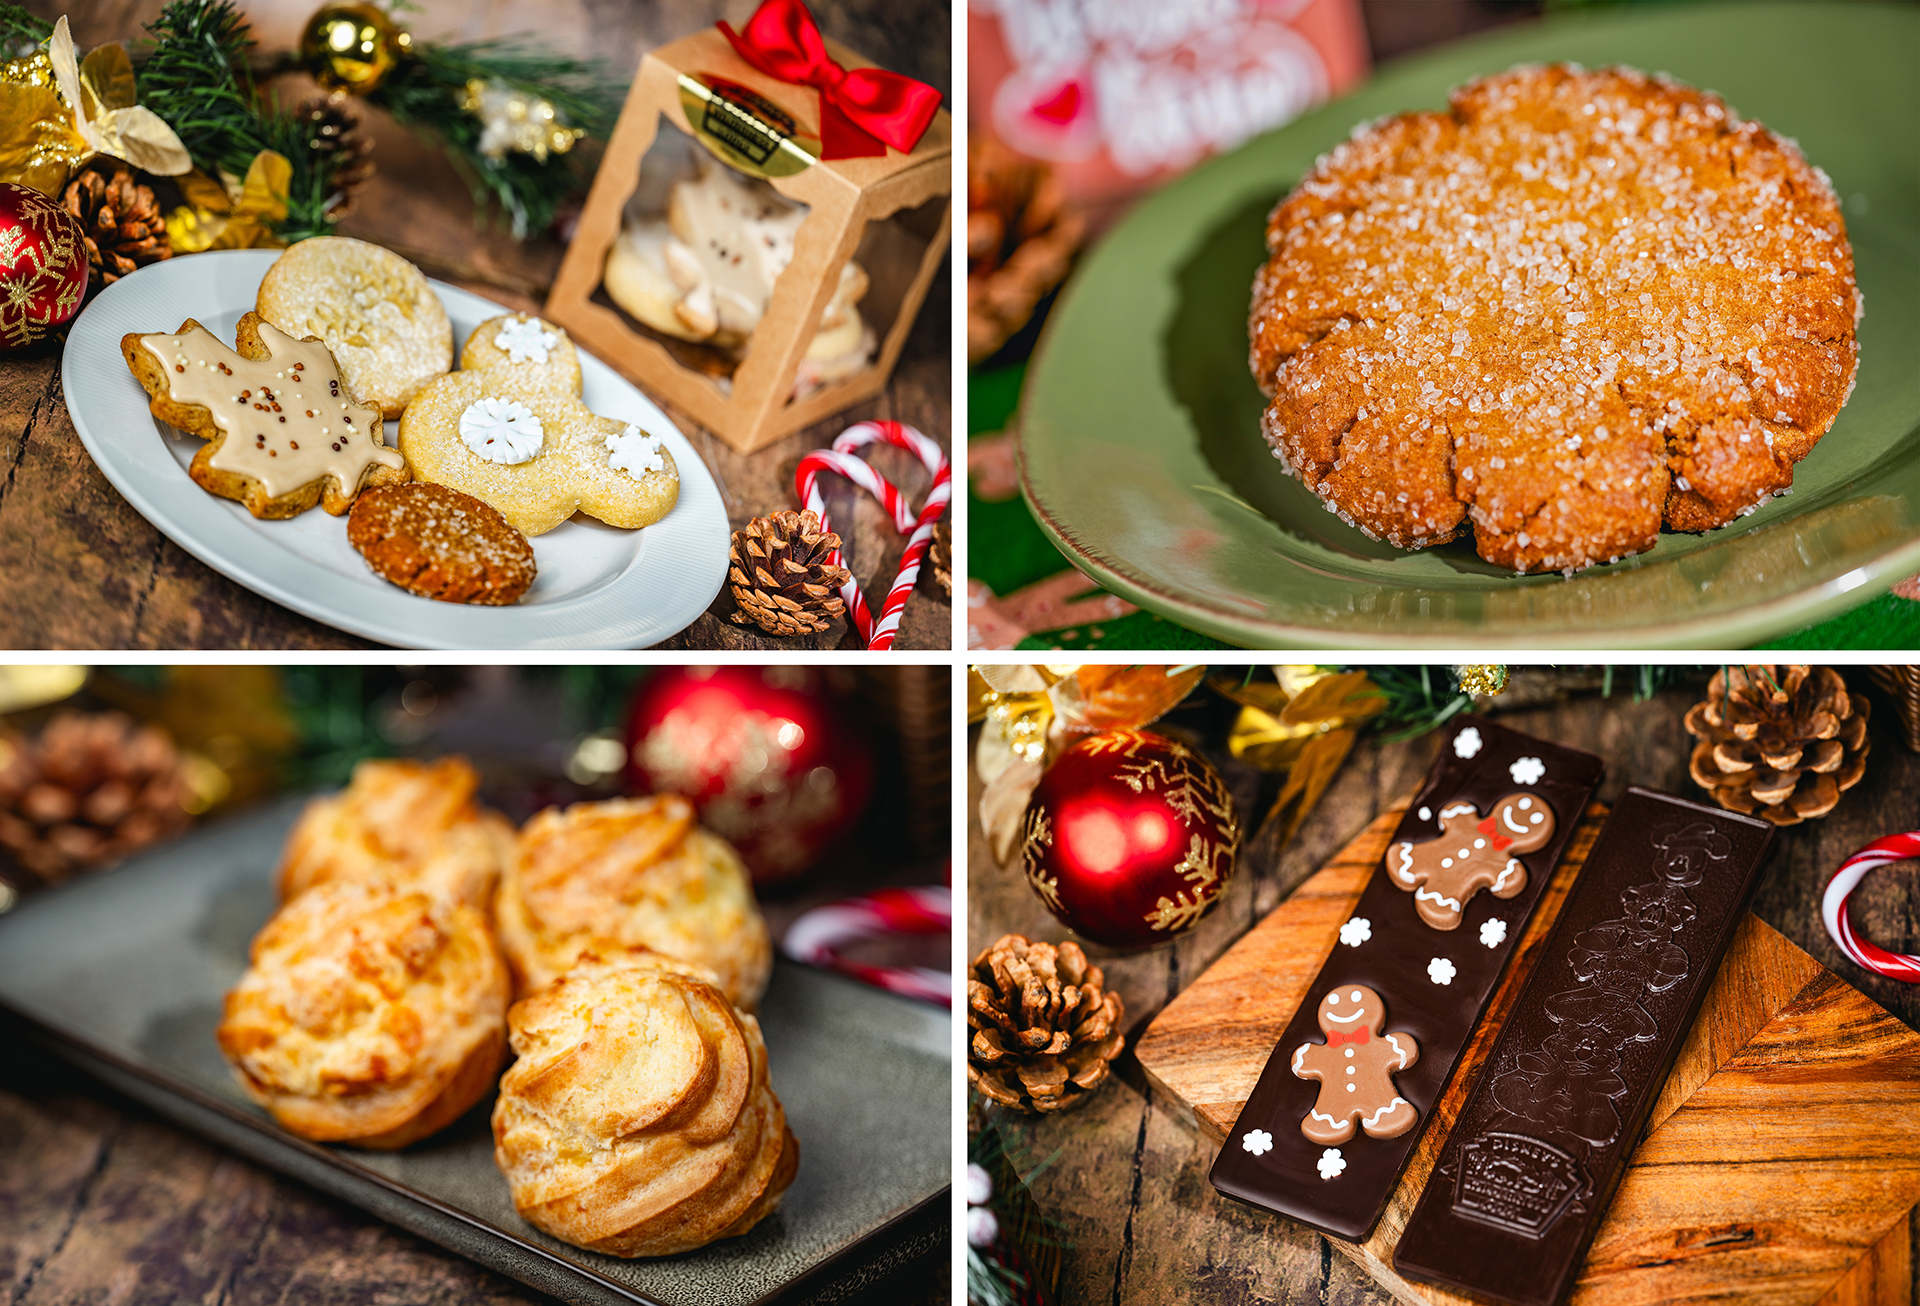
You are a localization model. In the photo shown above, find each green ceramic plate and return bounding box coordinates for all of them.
[1018,2,1920,649]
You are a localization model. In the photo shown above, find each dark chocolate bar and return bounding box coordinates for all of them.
[1209,717,1603,1240]
[1394,788,1774,1306]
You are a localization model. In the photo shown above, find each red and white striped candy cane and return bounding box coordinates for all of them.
[1822,833,1920,982]
[794,420,950,650]
[783,886,951,1005]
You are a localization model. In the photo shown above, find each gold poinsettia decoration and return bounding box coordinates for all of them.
[0,17,190,195]
[165,151,292,252]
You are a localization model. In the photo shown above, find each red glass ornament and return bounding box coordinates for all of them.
[1022,729,1239,950]
[624,666,872,886]
[0,183,87,351]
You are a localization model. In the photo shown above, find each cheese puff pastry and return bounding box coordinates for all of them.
[216,880,509,1148]
[492,951,798,1257]
[277,756,515,911]
[494,794,771,1011]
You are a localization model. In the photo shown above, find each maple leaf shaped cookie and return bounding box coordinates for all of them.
[120,312,409,518]
[397,314,679,537]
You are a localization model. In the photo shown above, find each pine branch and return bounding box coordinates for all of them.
[0,5,51,55]
[368,36,618,238]
[134,0,338,241]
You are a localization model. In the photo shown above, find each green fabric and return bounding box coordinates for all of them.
[972,363,1909,651]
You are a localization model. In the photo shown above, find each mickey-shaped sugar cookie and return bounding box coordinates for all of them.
[1387,793,1554,930]
[398,314,679,537]
[1291,984,1419,1145]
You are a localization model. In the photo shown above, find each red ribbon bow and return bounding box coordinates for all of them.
[1477,814,1514,852]
[1327,1028,1370,1047]
[717,0,942,160]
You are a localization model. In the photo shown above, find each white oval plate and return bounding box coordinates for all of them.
[63,249,730,649]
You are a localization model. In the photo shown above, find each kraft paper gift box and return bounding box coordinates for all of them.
[545,22,951,455]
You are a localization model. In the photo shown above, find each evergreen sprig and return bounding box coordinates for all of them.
[369,36,619,238]
[0,5,51,56]
[135,0,340,241]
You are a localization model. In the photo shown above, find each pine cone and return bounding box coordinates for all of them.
[728,510,852,636]
[968,934,1125,1113]
[926,520,951,598]
[60,162,170,287]
[1685,665,1870,825]
[298,94,375,218]
[0,711,193,886]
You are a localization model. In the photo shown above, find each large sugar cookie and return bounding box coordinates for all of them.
[120,312,408,518]
[257,237,452,419]
[1250,65,1860,574]
[398,313,679,537]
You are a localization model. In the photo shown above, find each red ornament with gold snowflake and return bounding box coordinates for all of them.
[1021,729,1240,950]
[0,182,88,351]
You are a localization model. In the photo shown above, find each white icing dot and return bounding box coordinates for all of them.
[1344,1047,1355,1058]
[1346,1066,1356,1075]
[1346,1083,1357,1092]
[1327,994,1339,1005]
[1520,797,1532,809]
[1531,812,1544,824]
[1350,990,1363,1002]
[1442,857,1454,868]
[1418,806,1431,821]
[1474,838,1486,849]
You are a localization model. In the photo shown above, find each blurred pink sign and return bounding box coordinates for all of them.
[970,0,1369,208]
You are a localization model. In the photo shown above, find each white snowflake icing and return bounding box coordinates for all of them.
[493,314,561,364]
[1510,756,1546,785]
[1317,1148,1346,1180]
[1454,727,1483,758]
[606,422,668,478]
[1339,916,1372,948]
[1242,1129,1273,1157]
[1428,956,1457,985]
[1480,918,1508,948]
[458,395,544,464]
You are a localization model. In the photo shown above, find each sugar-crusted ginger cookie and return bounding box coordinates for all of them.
[120,312,408,519]
[398,313,680,537]
[1291,984,1419,1146]
[256,237,452,419]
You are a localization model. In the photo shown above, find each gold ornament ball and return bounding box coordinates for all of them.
[300,2,412,95]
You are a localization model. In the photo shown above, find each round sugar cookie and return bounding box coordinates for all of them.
[257,237,453,419]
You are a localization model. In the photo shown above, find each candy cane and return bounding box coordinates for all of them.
[795,421,950,650]
[1822,833,1920,982]
[783,886,951,1005]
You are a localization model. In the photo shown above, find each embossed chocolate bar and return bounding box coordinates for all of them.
[1394,788,1774,1306]
[1209,717,1603,1240]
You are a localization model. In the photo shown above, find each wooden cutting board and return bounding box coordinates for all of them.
[1135,802,1920,1306]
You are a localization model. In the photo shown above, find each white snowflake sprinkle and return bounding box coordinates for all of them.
[493,315,561,364]
[458,395,543,464]
[1242,1129,1274,1157]
[606,422,668,478]
[1339,917,1372,948]
[1510,756,1546,785]
[1317,1147,1346,1180]
[1480,918,1508,948]
[1454,727,1483,759]
[1428,957,1457,985]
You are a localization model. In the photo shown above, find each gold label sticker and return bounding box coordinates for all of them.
[678,73,818,177]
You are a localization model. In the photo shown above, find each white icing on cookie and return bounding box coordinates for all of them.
[606,422,667,478]
[493,315,561,364]
[459,396,543,464]
[1361,1096,1410,1128]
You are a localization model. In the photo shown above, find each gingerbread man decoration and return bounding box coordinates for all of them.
[1387,792,1554,930]
[1291,984,1420,1145]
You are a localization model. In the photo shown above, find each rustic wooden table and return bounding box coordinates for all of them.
[1,0,951,650]
[966,674,1920,1305]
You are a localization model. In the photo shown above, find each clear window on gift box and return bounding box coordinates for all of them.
[594,113,940,409]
